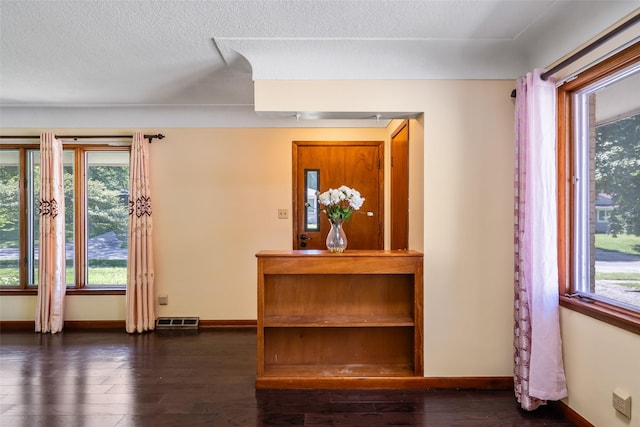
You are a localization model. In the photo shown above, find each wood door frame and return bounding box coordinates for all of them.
[292,140,385,250]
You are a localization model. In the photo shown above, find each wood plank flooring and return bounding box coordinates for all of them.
[0,328,575,426]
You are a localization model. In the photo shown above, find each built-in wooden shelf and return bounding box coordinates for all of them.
[256,250,424,389]
[262,363,416,378]
[263,314,415,327]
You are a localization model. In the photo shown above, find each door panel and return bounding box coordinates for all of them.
[391,122,409,250]
[293,141,383,250]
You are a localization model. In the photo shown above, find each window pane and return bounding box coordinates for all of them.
[29,150,75,286]
[0,151,20,286]
[86,151,129,286]
[575,64,640,310]
[64,153,75,285]
[28,150,39,286]
[305,169,319,231]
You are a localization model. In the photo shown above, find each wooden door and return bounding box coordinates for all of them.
[293,141,383,250]
[390,121,409,250]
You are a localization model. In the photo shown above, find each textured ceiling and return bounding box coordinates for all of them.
[0,0,638,126]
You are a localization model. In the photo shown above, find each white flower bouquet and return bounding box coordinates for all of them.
[317,185,367,222]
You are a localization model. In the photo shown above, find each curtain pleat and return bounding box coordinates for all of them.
[35,133,66,334]
[126,132,155,333]
[513,69,568,410]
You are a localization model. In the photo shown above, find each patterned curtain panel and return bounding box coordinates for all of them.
[35,133,66,334]
[513,69,568,410]
[126,132,155,333]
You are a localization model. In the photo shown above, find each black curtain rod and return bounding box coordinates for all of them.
[0,133,165,143]
[540,13,640,81]
[511,13,639,97]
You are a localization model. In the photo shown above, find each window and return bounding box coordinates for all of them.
[0,150,20,286]
[596,207,611,224]
[0,144,129,292]
[304,169,319,231]
[29,149,75,286]
[559,42,640,334]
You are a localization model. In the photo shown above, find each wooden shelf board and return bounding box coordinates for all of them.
[263,314,414,327]
[263,363,415,378]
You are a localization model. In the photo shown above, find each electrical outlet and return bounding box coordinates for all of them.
[159,295,168,305]
[613,389,632,419]
[277,208,288,219]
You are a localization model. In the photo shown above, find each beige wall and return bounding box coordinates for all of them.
[254,79,640,426]
[256,79,517,376]
[151,126,397,320]
[3,77,637,426]
[1,80,516,380]
[561,309,640,427]
[1,126,392,322]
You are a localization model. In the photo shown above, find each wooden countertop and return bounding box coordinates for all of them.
[256,249,423,258]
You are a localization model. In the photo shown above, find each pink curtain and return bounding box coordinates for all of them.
[514,69,568,410]
[126,132,155,333]
[35,133,66,334]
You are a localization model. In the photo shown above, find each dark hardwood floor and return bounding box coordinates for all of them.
[0,328,574,426]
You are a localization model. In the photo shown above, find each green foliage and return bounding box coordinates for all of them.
[595,272,640,281]
[0,166,20,244]
[594,233,640,255]
[87,179,128,240]
[63,167,74,240]
[0,157,130,247]
[88,267,127,285]
[0,266,127,286]
[596,114,640,236]
[0,150,130,287]
[89,165,129,190]
[0,267,19,285]
[87,165,129,240]
[619,282,640,290]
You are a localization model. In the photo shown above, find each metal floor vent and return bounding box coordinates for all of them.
[155,317,199,329]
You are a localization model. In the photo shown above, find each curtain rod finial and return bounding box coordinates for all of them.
[148,133,165,143]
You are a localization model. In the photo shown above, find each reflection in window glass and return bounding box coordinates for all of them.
[305,169,319,231]
[574,64,640,310]
[86,151,129,286]
[0,151,20,286]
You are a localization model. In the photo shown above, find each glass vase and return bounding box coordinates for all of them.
[326,219,348,253]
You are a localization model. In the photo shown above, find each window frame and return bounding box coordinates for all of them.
[0,143,129,295]
[596,208,611,224]
[558,42,640,335]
